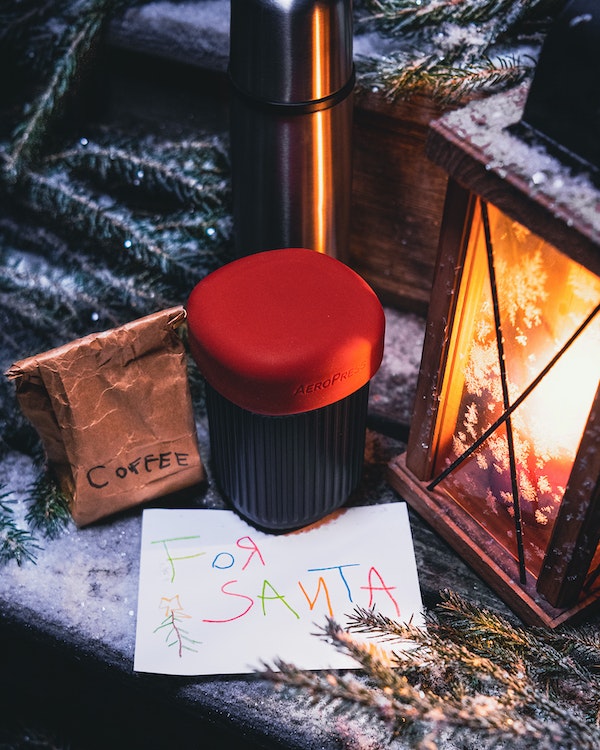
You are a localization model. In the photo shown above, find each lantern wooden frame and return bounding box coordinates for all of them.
[388,85,600,628]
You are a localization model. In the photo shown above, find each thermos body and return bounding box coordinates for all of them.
[230,92,353,258]
[229,0,354,260]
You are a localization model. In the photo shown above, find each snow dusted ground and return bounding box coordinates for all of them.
[0,308,421,662]
[1,308,451,750]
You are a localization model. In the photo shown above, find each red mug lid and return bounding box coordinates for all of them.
[186,248,385,415]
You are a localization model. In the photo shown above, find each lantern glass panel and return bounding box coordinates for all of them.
[431,198,600,579]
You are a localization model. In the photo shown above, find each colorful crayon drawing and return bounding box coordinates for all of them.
[150,535,205,582]
[153,594,201,657]
[134,504,424,676]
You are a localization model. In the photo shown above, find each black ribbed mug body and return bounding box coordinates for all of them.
[205,381,369,531]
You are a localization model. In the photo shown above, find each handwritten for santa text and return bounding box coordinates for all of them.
[151,533,401,623]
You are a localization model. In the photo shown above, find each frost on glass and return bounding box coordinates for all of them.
[433,199,600,577]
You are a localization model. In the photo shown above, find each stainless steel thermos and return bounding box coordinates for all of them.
[228,0,354,260]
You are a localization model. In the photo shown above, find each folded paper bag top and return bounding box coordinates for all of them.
[6,306,205,527]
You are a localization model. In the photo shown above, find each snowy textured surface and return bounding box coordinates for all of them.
[438,84,600,241]
[1,308,466,750]
[107,0,397,72]
[0,308,422,661]
[109,1,231,70]
[0,306,505,749]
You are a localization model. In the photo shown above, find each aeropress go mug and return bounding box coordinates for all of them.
[186,248,385,531]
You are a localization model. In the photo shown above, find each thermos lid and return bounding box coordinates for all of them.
[186,248,385,416]
[228,0,353,105]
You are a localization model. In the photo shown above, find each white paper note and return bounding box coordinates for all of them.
[134,503,424,675]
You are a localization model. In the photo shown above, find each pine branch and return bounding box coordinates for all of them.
[0,220,175,340]
[355,0,561,101]
[25,471,72,540]
[543,626,600,673]
[0,379,40,460]
[435,590,600,723]
[260,597,600,749]
[153,137,230,170]
[3,10,104,180]
[436,590,600,686]
[355,602,600,746]
[359,0,559,37]
[0,472,69,564]
[0,0,63,47]
[153,210,232,243]
[0,486,41,566]
[0,231,117,346]
[266,627,545,747]
[46,138,231,212]
[0,486,13,514]
[1,127,234,295]
[262,659,425,742]
[340,609,528,702]
[357,51,530,102]
[11,167,199,286]
[0,517,40,565]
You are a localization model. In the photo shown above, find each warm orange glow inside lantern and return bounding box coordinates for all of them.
[389,2,600,627]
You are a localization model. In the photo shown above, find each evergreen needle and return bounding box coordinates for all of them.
[15,168,200,285]
[260,597,600,748]
[0,486,41,566]
[26,471,71,540]
[4,13,103,180]
[46,141,230,211]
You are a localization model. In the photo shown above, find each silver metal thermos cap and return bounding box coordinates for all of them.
[229,0,354,105]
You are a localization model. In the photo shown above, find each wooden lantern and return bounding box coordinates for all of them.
[389,3,600,628]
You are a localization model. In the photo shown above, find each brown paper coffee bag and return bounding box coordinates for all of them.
[7,306,204,526]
